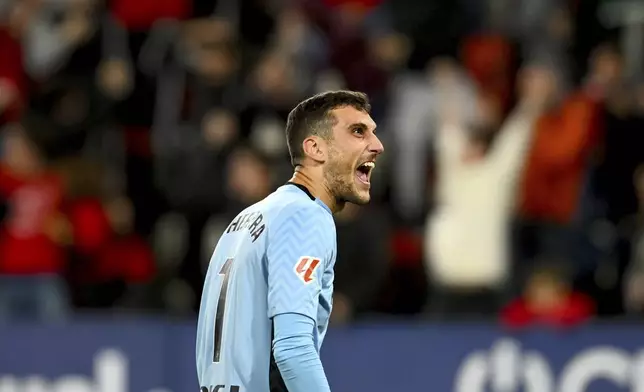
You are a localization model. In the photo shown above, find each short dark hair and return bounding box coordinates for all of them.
[285,90,370,166]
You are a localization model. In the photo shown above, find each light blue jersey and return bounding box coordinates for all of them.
[196,183,336,392]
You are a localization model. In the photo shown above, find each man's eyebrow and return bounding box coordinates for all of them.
[348,122,372,130]
[349,122,377,133]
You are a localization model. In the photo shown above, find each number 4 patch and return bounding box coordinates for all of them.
[294,256,322,284]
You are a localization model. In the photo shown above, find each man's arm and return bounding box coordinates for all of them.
[272,313,331,392]
[267,204,333,392]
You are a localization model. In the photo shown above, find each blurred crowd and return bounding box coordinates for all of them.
[1,0,644,327]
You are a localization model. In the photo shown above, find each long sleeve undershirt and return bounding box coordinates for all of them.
[272,312,331,392]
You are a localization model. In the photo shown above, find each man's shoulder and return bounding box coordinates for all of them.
[264,192,336,262]
[262,186,334,226]
[273,199,333,230]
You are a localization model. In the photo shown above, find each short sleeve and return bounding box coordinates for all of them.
[267,204,332,320]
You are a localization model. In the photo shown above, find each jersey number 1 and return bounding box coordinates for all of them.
[213,258,233,363]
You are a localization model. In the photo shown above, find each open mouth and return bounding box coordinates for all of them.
[355,161,375,185]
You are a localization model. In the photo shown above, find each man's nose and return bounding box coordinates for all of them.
[369,134,384,155]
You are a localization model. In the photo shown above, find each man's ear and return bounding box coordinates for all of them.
[302,135,326,163]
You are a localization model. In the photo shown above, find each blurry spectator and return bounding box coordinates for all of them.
[304,0,391,115]
[493,0,561,42]
[0,35,24,125]
[389,57,478,223]
[152,17,239,201]
[1,0,98,127]
[155,107,236,213]
[250,49,301,111]
[593,46,644,226]
[0,124,71,322]
[202,108,238,151]
[332,204,390,324]
[225,146,272,210]
[23,0,97,80]
[461,33,514,113]
[239,48,303,167]
[97,58,133,100]
[103,0,210,239]
[383,0,474,69]
[154,107,241,307]
[70,196,155,308]
[57,158,154,309]
[272,6,329,93]
[367,32,411,74]
[501,262,595,329]
[26,80,104,161]
[513,58,600,283]
[179,17,237,87]
[527,5,576,79]
[424,69,535,317]
[622,166,644,313]
[0,0,37,126]
[584,43,623,102]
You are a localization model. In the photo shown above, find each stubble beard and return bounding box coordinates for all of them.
[324,149,369,206]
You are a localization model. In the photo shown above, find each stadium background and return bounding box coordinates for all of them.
[1,0,644,390]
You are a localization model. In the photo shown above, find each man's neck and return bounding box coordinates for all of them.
[289,167,342,214]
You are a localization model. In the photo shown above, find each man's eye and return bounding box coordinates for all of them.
[353,128,365,135]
